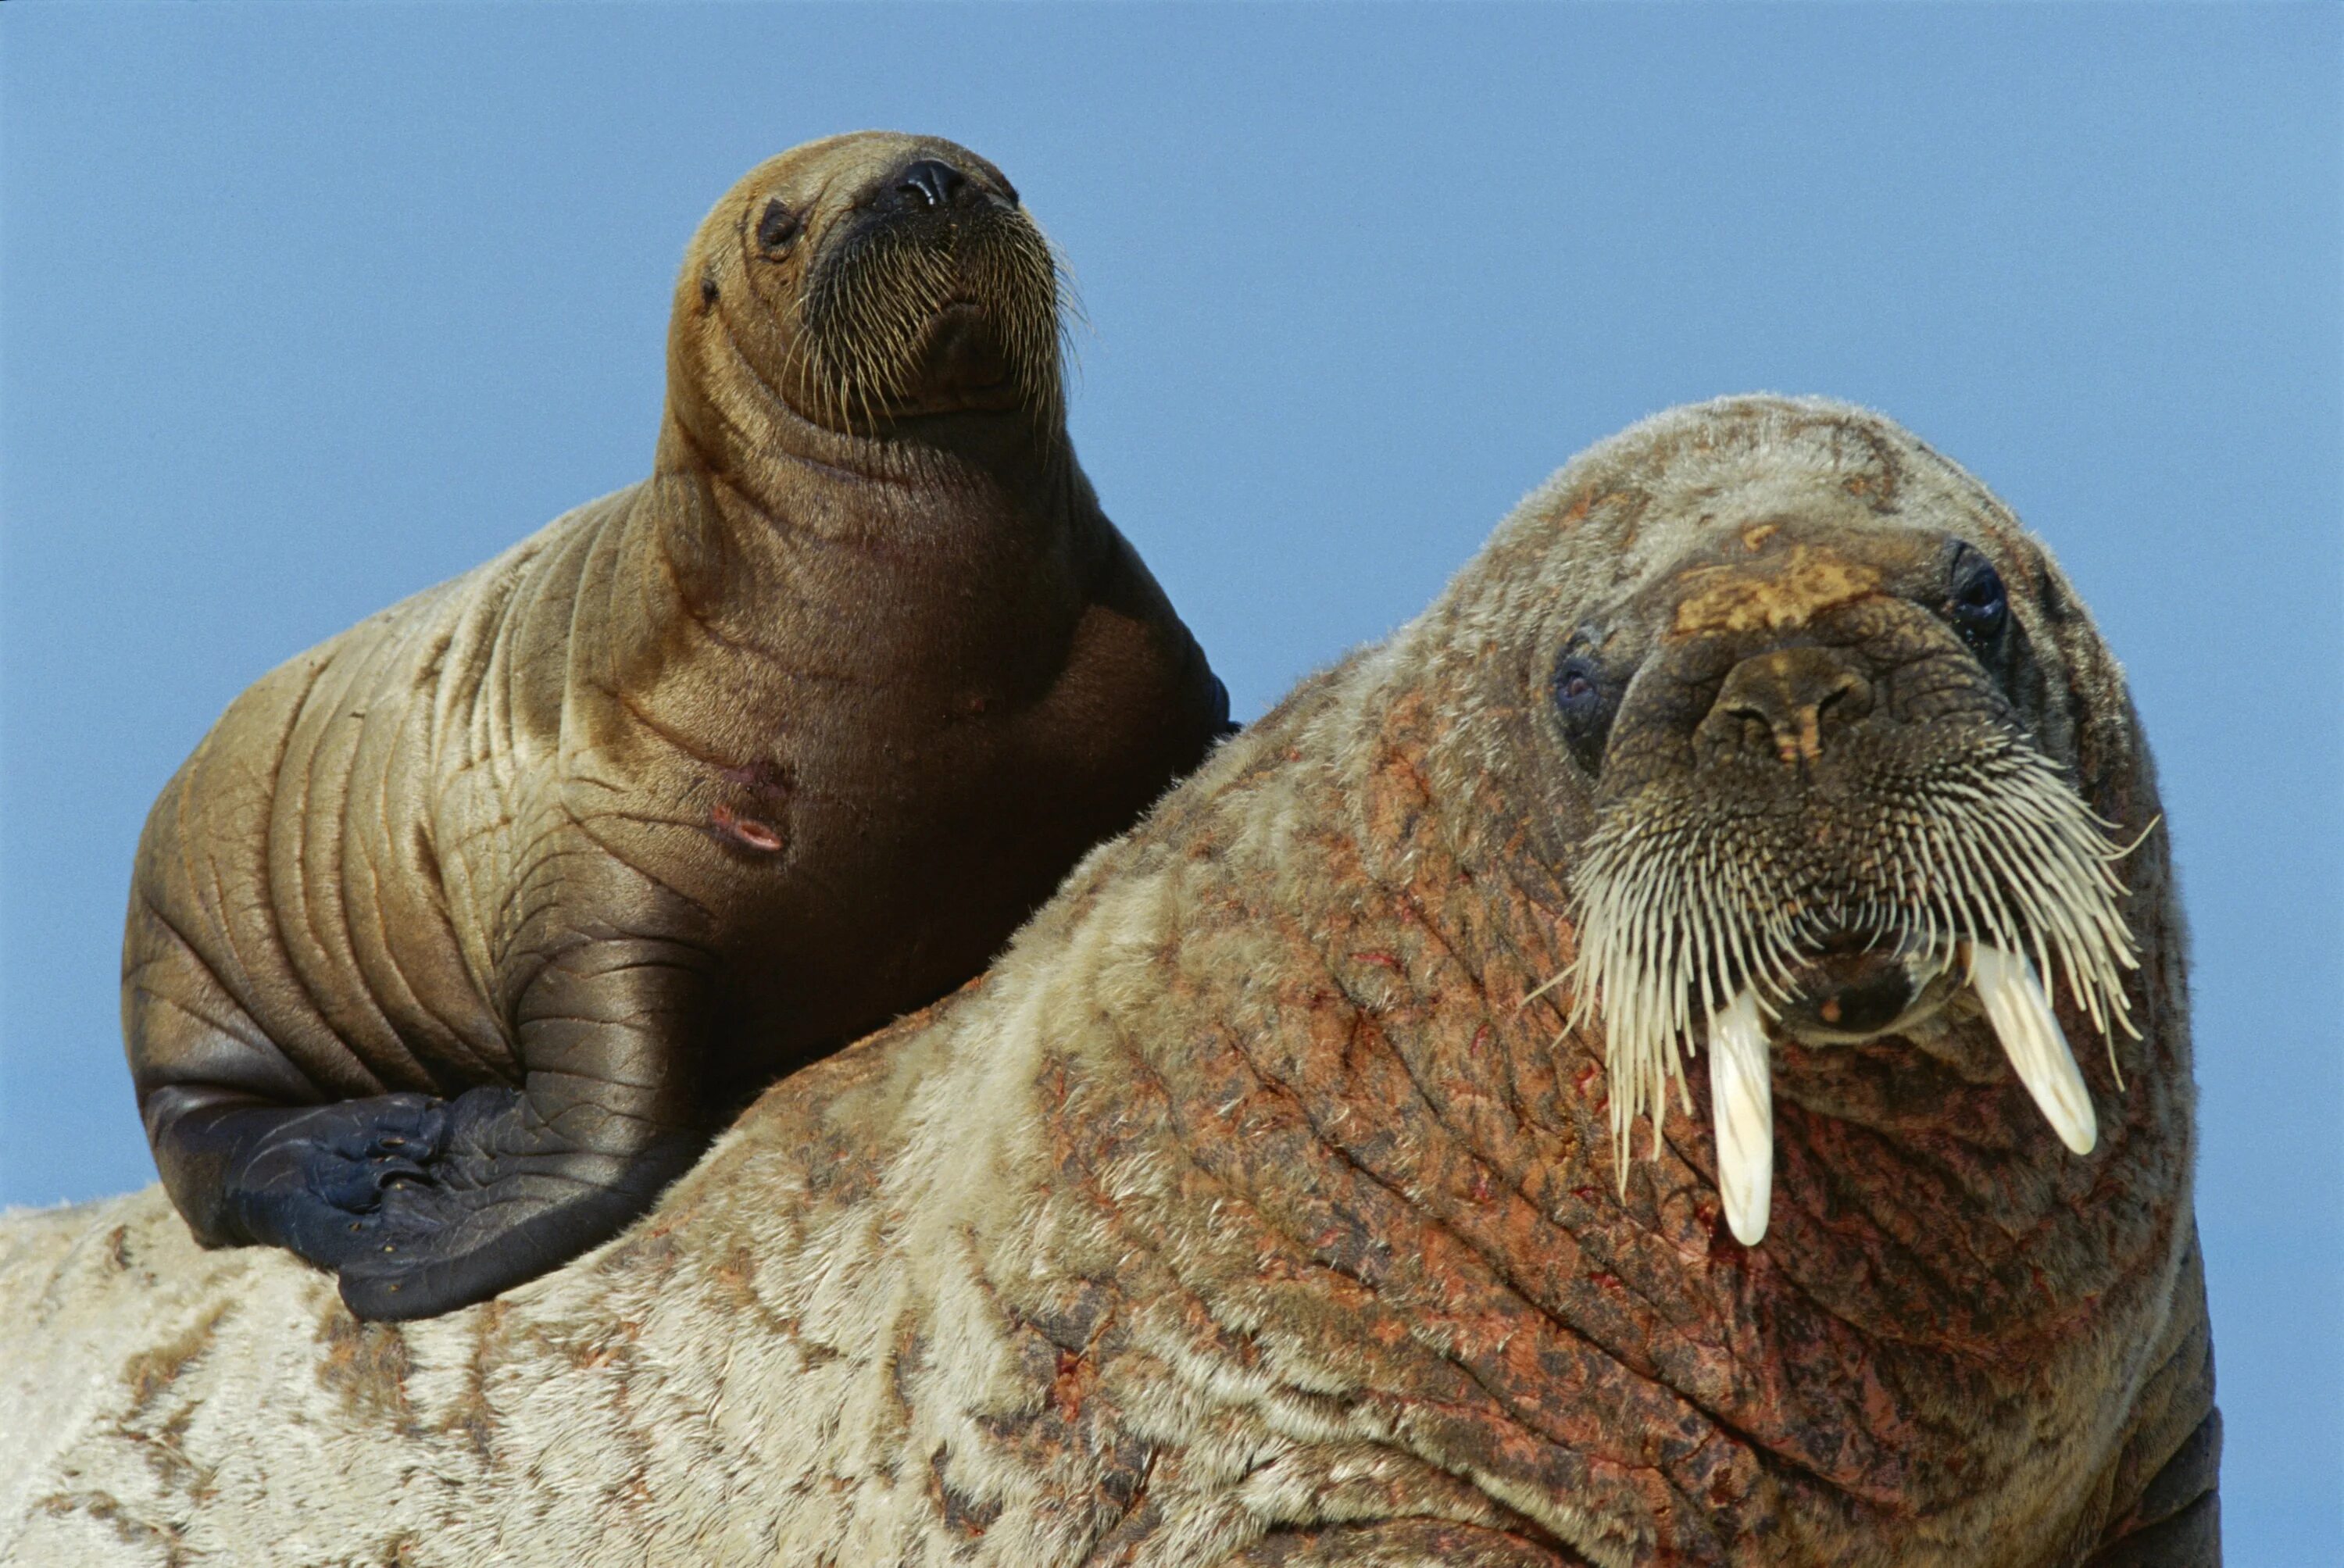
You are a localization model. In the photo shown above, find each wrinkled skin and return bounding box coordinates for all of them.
[121,130,1231,1321]
[16,398,2211,1566]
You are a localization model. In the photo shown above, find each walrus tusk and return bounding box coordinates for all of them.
[1709,986,1774,1245]
[1971,943,2097,1155]
[1710,944,2093,1248]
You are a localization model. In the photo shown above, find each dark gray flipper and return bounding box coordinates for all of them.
[142,934,713,1320]
[202,1084,691,1320]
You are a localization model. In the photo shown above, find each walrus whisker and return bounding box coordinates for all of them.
[1518,969,1568,1009]
[1569,721,2145,1214]
[800,211,1064,437]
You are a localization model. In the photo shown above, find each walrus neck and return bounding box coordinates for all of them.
[654,378,1082,550]
[659,354,1074,507]
[645,388,1095,672]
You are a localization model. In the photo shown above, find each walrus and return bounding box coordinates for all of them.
[12,398,2211,1564]
[118,131,1232,1322]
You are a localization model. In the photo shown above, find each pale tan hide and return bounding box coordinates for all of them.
[2,398,2214,1566]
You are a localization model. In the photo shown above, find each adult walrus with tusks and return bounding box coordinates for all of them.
[10,398,2212,1564]
[119,131,1231,1321]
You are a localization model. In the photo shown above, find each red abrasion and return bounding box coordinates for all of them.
[710,803,784,853]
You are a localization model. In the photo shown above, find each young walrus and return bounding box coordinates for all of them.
[13,398,2210,1564]
[120,132,1231,1322]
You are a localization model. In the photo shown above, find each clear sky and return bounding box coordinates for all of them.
[3,3,2336,1552]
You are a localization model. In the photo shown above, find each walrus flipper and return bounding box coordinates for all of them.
[322,934,713,1320]
[209,1077,695,1321]
[213,1092,452,1270]
[143,923,713,1320]
[138,1087,441,1266]
[330,1084,700,1320]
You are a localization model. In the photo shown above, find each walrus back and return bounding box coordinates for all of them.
[121,489,641,1110]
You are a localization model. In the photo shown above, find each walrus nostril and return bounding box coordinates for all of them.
[1703,645,1874,766]
[892,158,969,212]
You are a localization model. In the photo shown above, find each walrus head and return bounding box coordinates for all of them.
[1422,396,2159,1248]
[670,131,1066,448]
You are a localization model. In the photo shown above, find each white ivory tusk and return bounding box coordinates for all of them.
[1971,943,2097,1155]
[1709,986,1774,1245]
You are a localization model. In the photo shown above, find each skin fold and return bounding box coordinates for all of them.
[11,398,2211,1566]
[118,131,1232,1321]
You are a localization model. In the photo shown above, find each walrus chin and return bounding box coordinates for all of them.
[1566,724,2149,1245]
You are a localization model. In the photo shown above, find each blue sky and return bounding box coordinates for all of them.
[3,4,2336,1552]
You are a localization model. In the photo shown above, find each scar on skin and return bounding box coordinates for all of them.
[711,804,784,852]
[1672,545,1881,637]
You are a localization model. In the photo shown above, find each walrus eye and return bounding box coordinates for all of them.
[1947,545,2010,656]
[756,198,802,257]
[1552,650,1617,774]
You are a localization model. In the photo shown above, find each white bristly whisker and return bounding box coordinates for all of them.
[1568,725,2142,1230]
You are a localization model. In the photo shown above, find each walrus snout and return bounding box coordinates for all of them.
[856,150,1019,227]
[755,139,1059,433]
[885,155,977,213]
[1699,644,1876,769]
[1560,486,2145,1241]
[1578,520,2024,795]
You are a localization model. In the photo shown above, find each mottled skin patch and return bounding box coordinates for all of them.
[33,1491,188,1566]
[2,399,2210,1566]
[1670,544,1883,637]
